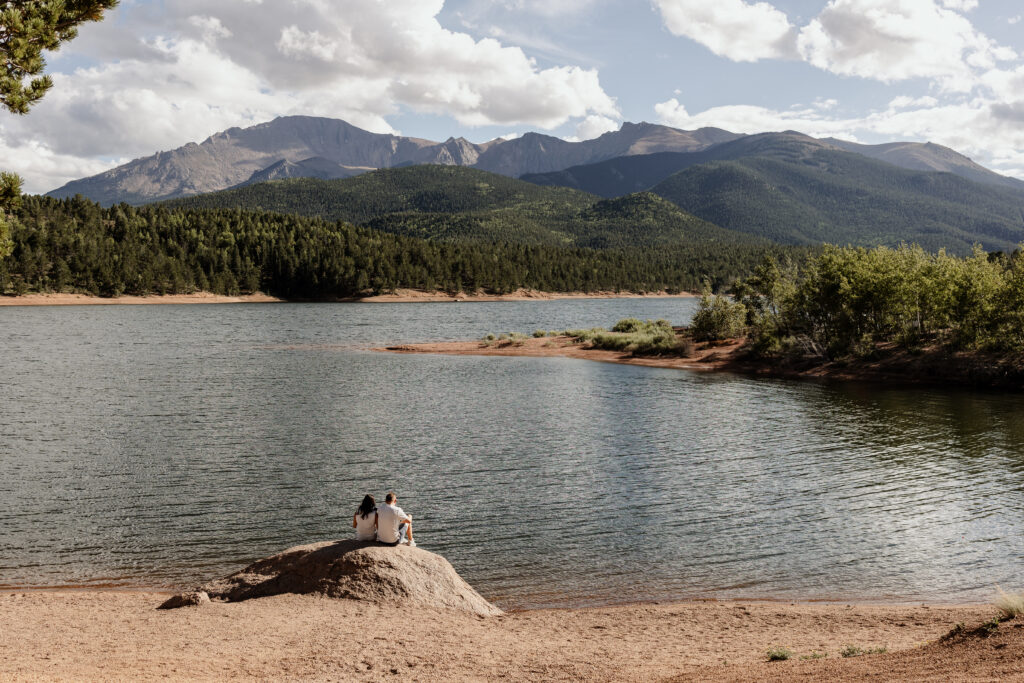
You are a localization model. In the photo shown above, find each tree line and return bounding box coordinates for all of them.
[1,195,787,298]
[726,244,1024,357]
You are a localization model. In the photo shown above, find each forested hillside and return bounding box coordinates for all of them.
[167,165,597,223]
[0,196,790,298]
[651,151,1024,254]
[522,133,1024,255]
[165,165,760,248]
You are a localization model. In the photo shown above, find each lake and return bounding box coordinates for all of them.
[1,299,1022,609]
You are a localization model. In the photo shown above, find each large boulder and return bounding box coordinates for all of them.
[158,540,501,617]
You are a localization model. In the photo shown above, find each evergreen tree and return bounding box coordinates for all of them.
[0,0,118,114]
[0,0,118,256]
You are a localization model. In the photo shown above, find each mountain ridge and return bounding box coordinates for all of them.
[47,116,741,205]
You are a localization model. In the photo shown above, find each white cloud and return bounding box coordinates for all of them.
[939,0,978,10]
[0,135,126,193]
[797,0,1015,92]
[570,114,620,141]
[888,95,940,109]
[502,0,598,17]
[655,0,1016,93]
[187,15,232,43]
[653,0,797,61]
[1,0,620,192]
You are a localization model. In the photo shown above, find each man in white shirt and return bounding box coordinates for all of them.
[376,491,415,546]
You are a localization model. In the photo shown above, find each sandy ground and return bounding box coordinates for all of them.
[355,288,697,303]
[0,292,284,306]
[0,289,695,306]
[379,335,741,373]
[2,591,1011,682]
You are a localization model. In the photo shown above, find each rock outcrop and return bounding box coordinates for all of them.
[158,540,502,617]
[157,590,210,609]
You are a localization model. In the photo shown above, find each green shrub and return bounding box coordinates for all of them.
[766,647,793,661]
[533,329,548,338]
[840,645,887,658]
[690,291,747,342]
[612,318,643,333]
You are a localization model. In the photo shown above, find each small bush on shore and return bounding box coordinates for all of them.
[565,319,683,356]
[533,329,547,338]
[691,288,747,342]
[840,645,887,658]
[612,318,644,333]
[765,646,793,661]
[995,587,1024,620]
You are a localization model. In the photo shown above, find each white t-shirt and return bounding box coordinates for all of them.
[376,502,408,543]
[354,509,377,541]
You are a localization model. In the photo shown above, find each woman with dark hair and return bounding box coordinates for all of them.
[352,494,378,541]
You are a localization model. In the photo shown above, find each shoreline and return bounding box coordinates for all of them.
[379,335,1024,390]
[0,583,988,608]
[0,288,697,307]
[2,589,1015,681]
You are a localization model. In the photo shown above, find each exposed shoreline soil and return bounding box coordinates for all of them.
[0,288,696,307]
[379,335,1024,390]
[4,590,1018,681]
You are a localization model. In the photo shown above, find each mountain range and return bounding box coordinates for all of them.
[47,117,741,205]
[49,115,1021,206]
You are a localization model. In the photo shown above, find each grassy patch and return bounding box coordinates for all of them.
[840,645,888,658]
[765,646,793,662]
[565,318,685,356]
[799,652,827,661]
[995,587,1024,621]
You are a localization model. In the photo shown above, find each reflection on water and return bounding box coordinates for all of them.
[1,300,1022,608]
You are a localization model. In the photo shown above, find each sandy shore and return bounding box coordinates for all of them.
[0,288,695,307]
[354,288,697,303]
[379,335,741,373]
[0,292,285,306]
[3,591,1016,681]
[379,335,1024,390]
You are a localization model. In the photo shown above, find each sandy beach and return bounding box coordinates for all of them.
[378,334,1024,390]
[3,591,1017,681]
[379,335,742,372]
[0,292,285,306]
[0,289,696,306]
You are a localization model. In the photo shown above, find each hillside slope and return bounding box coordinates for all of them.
[523,131,1024,197]
[650,146,1024,253]
[167,165,761,249]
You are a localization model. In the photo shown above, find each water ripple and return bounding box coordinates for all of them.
[1,300,1023,608]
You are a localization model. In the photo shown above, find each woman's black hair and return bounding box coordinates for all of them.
[357,494,376,519]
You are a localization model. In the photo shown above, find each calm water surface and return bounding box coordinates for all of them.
[1,300,1023,608]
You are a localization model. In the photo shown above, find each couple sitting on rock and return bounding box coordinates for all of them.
[352,491,415,547]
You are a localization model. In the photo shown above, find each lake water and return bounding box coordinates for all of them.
[1,299,1023,609]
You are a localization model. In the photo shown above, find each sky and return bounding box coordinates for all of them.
[2,0,1023,194]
